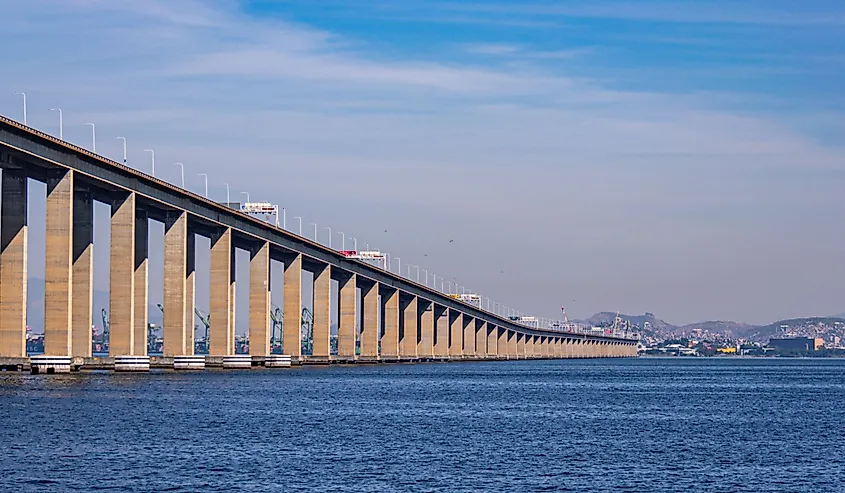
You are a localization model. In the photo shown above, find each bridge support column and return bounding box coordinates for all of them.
[475,320,487,359]
[337,273,356,360]
[462,315,475,359]
[209,228,233,357]
[380,287,399,359]
[487,324,498,360]
[185,231,195,355]
[434,305,448,359]
[554,338,562,358]
[418,300,434,359]
[163,212,188,356]
[505,329,519,359]
[109,193,136,356]
[43,170,73,357]
[71,188,93,357]
[496,327,507,359]
[516,333,525,359]
[400,295,418,360]
[0,169,27,357]
[448,309,462,359]
[283,253,302,360]
[249,242,271,358]
[360,281,379,360]
[133,209,148,356]
[310,263,330,360]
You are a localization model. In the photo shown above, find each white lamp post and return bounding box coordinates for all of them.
[198,173,208,197]
[49,108,62,139]
[144,149,155,176]
[84,123,96,152]
[13,92,26,125]
[174,163,184,187]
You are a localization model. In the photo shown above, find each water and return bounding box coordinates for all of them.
[1,358,844,492]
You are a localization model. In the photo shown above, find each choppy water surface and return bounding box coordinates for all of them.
[1,358,844,492]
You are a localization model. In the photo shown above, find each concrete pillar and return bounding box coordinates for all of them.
[43,171,73,356]
[507,330,517,358]
[163,212,187,356]
[0,170,27,357]
[283,253,302,359]
[209,228,233,356]
[381,288,399,358]
[448,310,462,358]
[487,324,498,359]
[109,193,135,356]
[475,320,487,359]
[400,295,418,359]
[310,263,330,359]
[249,242,271,357]
[337,273,356,359]
[133,210,148,356]
[185,231,195,355]
[554,338,562,358]
[462,315,475,358]
[496,326,507,359]
[71,189,93,357]
[516,332,525,359]
[360,281,379,359]
[418,300,434,358]
[434,305,448,358]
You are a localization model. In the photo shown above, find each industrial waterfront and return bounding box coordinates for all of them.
[2,358,843,493]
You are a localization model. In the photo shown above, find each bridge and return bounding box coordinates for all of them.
[0,113,637,373]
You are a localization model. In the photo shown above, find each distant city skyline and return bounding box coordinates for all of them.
[2,0,844,325]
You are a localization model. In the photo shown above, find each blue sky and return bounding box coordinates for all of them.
[2,0,845,327]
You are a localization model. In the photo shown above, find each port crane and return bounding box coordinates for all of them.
[101,308,109,344]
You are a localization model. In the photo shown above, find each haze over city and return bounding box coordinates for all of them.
[2,0,844,325]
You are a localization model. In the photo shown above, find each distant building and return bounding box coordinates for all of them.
[768,337,824,352]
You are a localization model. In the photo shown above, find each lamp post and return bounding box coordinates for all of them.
[414,266,420,282]
[198,173,208,197]
[143,149,155,176]
[310,223,318,240]
[351,237,357,251]
[282,207,286,229]
[294,217,302,235]
[422,268,428,286]
[174,163,184,187]
[393,256,400,274]
[84,123,96,153]
[13,92,26,125]
[223,183,230,206]
[115,137,127,164]
[338,232,345,250]
[324,227,332,248]
[384,252,390,270]
[49,108,62,139]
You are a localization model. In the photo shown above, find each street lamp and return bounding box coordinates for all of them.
[49,108,62,139]
[143,149,155,176]
[310,223,317,240]
[294,217,302,235]
[13,92,26,125]
[282,207,286,230]
[174,163,184,187]
[384,252,390,270]
[115,137,127,164]
[84,123,96,153]
[414,266,420,282]
[351,237,357,251]
[338,232,345,250]
[223,183,230,206]
[324,227,332,248]
[198,173,208,197]
[393,256,400,274]
[422,268,428,286]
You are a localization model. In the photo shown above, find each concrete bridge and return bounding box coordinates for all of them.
[0,114,637,372]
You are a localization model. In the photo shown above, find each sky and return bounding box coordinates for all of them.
[2,0,844,327]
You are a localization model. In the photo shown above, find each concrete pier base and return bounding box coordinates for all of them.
[114,355,150,372]
[30,355,72,374]
[173,355,205,370]
[222,354,252,369]
[265,355,292,368]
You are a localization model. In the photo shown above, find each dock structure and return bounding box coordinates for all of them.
[0,115,637,372]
